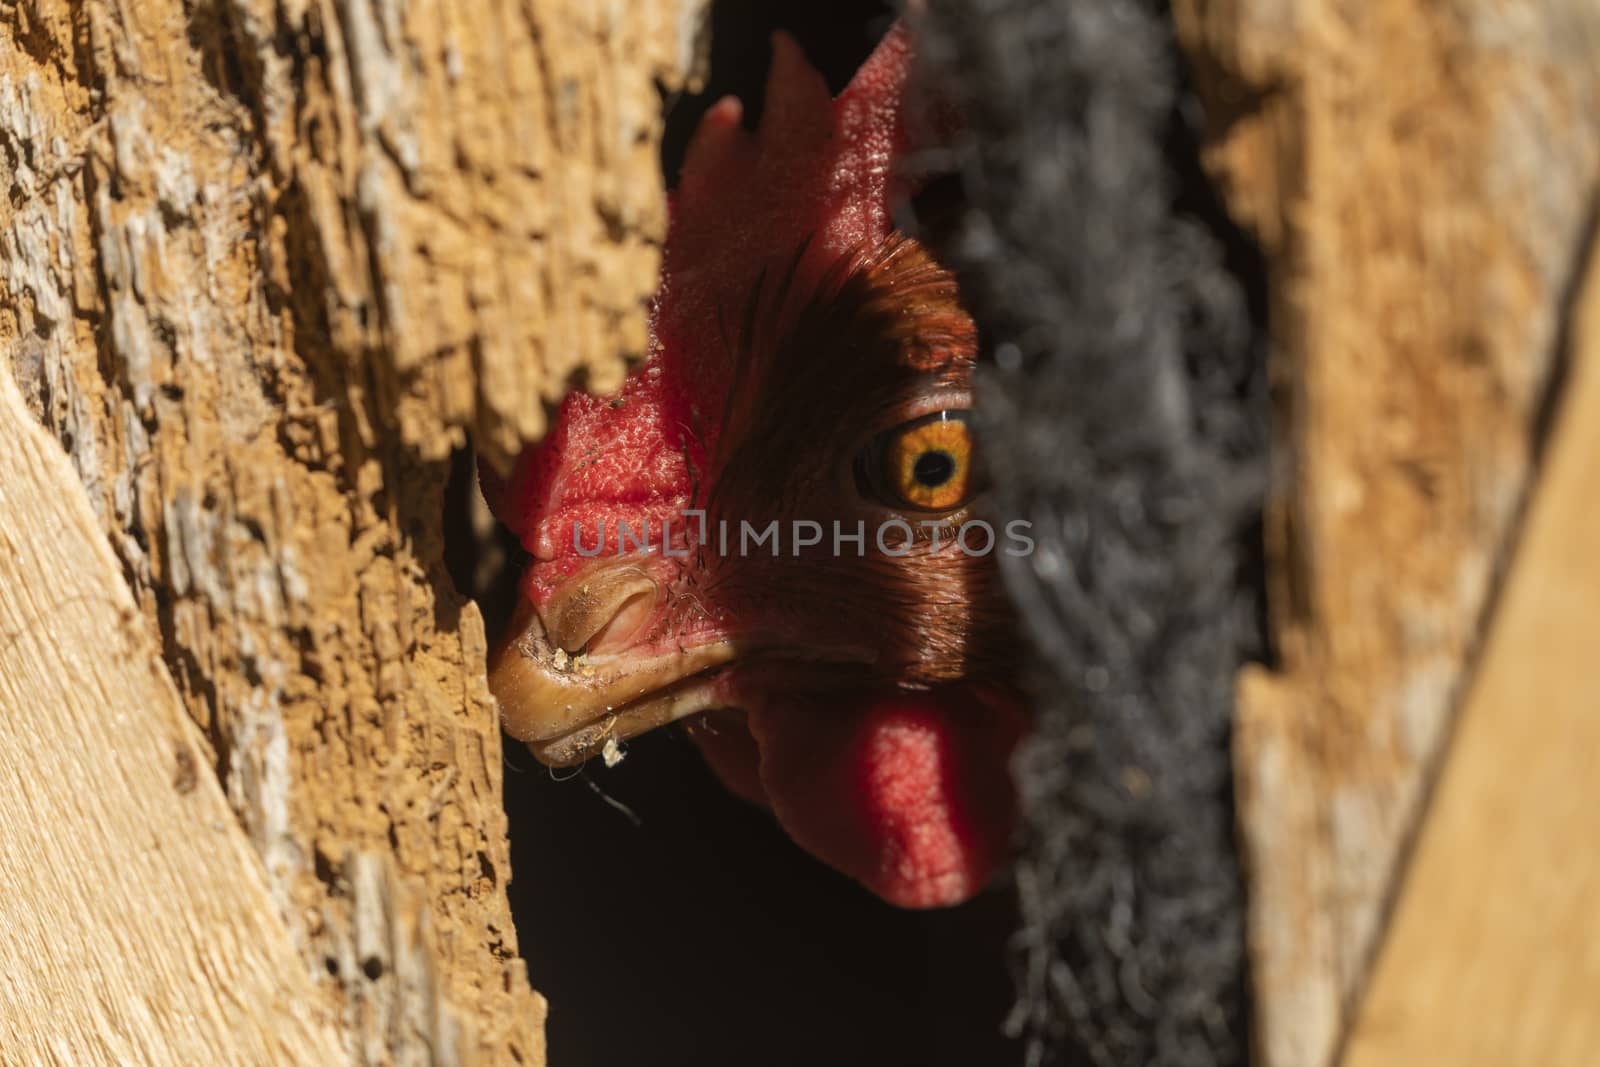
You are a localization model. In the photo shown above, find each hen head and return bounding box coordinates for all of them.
[486,24,1026,908]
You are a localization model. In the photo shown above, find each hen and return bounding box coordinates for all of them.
[486,23,1026,909]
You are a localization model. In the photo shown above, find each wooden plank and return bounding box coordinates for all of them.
[0,369,345,1065]
[1172,3,1600,1061]
[1342,224,1600,1065]
[0,0,705,1053]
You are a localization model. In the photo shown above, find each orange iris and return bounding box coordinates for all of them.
[885,416,973,511]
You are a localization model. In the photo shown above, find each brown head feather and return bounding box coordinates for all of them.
[697,233,1015,691]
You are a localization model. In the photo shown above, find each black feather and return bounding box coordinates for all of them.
[908,2,1270,1065]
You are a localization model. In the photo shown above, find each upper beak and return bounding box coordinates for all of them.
[488,564,735,766]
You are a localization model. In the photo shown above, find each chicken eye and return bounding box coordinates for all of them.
[858,410,976,512]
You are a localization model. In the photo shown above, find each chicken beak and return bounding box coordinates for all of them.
[488,567,736,766]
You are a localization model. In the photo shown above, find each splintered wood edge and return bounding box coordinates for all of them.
[0,370,345,1065]
[1340,219,1600,1067]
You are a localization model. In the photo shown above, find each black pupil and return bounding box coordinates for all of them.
[912,450,956,488]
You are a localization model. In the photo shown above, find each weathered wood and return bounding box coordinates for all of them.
[1172,2,1600,1063]
[1341,197,1600,1067]
[0,369,347,1065]
[0,0,705,1061]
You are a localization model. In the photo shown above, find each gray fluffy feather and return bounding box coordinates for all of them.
[908,2,1266,1064]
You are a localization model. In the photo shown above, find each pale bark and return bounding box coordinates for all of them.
[1172,4,1600,1066]
[0,368,346,1066]
[0,0,704,1062]
[1342,185,1600,1067]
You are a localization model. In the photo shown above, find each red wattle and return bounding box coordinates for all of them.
[702,688,1025,908]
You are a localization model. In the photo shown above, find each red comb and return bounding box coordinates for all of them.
[492,26,915,581]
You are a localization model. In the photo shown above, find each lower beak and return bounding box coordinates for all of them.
[488,595,735,766]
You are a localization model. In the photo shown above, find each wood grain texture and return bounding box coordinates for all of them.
[1171,2,1600,1064]
[0,369,346,1066]
[0,0,706,1061]
[1341,195,1600,1067]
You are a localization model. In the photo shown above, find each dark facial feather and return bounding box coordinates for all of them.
[698,232,1016,690]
